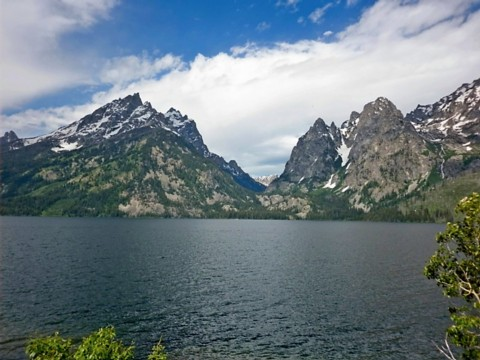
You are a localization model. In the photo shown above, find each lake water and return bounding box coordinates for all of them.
[0,217,450,359]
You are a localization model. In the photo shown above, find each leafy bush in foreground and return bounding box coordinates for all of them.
[26,326,167,360]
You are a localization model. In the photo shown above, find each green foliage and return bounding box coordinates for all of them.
[147,340,168,360]
[73,326,134,360]
[26,326,163,360]
[26,332,72,360]
[424,192,480,359]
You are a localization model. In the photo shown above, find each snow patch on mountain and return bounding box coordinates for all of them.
[51,140,82,152]
[337,139,351,167]
[323,174,336,189]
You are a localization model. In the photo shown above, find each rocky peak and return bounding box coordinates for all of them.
[340,97,436,209]
[77,93,149,131]
[164,108,192,130]
[340,111,360,145]
[255,175,278,186]
[329,122,342,144]
[359,97,403,126]
[406,78,480,149]
[0,130,22,150]
[0,130,19,144]
[269,117,341,190]
[163,108,209,157]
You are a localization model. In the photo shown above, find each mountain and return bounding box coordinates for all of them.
[2,78,478,221]
[1,94,264,193]
[406,78,480,178]
[163,108,265,192]
[267,77,480,221]
[254,175,278,186]
[0,94,264,217]
[269,118,342,191]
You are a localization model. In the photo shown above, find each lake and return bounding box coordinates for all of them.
[0,217,450,359]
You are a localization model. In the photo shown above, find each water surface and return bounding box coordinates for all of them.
[0,217,449,359]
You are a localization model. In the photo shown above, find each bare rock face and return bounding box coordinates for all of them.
[269,118,341,191]
[341,97,436,209]
[266,77,479,215]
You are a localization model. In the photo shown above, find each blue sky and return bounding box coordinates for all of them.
[1,0,479,176]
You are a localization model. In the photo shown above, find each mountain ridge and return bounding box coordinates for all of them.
[265,77,479,219]
[2,93,264,193]
[1,77,479,220]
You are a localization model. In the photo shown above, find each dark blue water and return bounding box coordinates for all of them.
[0,217,450,359]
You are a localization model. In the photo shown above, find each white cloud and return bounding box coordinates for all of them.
[323,30,334,37]
[100,54,185,85]
[0,103,99,140]
[2,0,480,177]
[309,3,333,24]
[0,0,118,111]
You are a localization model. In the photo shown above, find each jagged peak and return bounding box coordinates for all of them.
[350,111,360,121]
[127,92,143,105]
[1,130,19,142]
[341,111,360,130]
[164,107,192,128]
[361,97,402,121]
[110,93,143,109]
[311,117,329,132]
[370,96,396,108]
[165,107,183,118]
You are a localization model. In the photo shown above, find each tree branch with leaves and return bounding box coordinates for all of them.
[424,192,480,360]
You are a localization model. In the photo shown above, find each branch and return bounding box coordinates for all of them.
[434,336,457,360]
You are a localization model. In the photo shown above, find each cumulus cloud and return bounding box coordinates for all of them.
[2,0,480,177]
[0,0,118,110]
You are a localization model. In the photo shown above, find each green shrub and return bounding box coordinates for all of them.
[26,326,166,360]
[26,332,72,360]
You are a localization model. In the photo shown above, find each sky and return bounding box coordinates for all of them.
[1,0,479,177]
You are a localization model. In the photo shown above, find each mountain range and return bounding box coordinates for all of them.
[1,78,479,221]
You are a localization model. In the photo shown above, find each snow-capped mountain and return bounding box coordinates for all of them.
[1,78,478,220]
[19,94,161,151]
[2,93,264,192]
[269,77,479,213]
[254,175,278,186]
[163,107,265,192]
[406,78,480,151]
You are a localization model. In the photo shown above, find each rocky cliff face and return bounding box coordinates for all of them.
[406,78,480,179]
[267,77,479,214]
[269,118,341,191]
[406,78,480,151]
[340,97,436,210]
